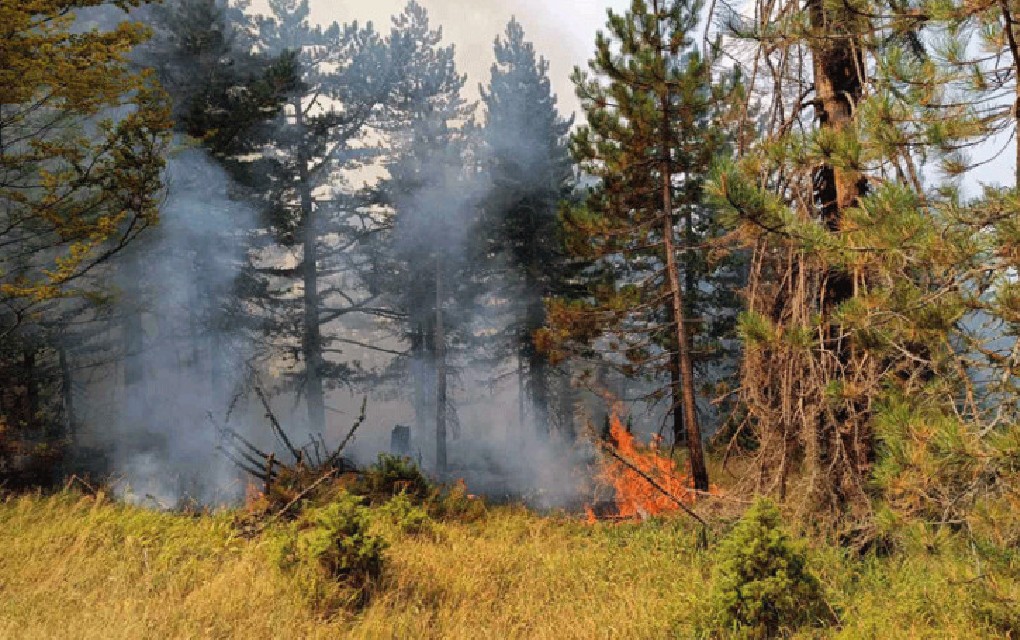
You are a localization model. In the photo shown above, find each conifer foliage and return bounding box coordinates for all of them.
[542,0,730,490]
[711,0,1020,529]
[478,18,575,437]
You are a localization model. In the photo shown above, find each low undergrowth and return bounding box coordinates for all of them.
[0,488,1017,639]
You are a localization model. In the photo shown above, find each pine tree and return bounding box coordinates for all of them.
[379,1,478,475]
[144,0,297,398]
[147,0,298,160]
[478,18,577,438]
[250,0,395,433]
[710,0,1020,525]
[542,0,731,491]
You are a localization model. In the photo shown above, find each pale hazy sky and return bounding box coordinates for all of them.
[247,0,1015,187]
[249,0,632,121]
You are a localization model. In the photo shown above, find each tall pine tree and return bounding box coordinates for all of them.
[478,18,576,438]
[380,1,478,474]
[542,0,731,490]
[250,0,395,433]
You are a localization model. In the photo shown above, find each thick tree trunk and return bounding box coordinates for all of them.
[294,97,326,434]
[809,0,866,236]
[434,258,448,476]
[807,0,868,502]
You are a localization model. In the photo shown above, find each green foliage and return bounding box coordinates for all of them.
[706,499,830,638]
[272,493,386,609]
[376,492,431,536]
[0,0,171,309]
[147,0,298,157]
[359,454,431,502]
[477,17,577,432]
[546,0,742,480]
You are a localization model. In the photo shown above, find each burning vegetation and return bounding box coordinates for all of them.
[586,405,712,524]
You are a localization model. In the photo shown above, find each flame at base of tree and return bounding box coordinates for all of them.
[586,406,702,523]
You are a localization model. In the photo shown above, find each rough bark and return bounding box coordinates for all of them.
[807,0,869,501]
[999,0,1020,185]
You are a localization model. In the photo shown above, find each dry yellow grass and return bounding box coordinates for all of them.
[0,491,1016,639]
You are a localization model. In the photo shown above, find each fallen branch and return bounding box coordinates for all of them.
[252,382,302,463]
[215,445,272,482]
[270,467,341,522]
[64,474,97,495]
[598,441,709,528]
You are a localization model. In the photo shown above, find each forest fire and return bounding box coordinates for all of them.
[586,408,700,523]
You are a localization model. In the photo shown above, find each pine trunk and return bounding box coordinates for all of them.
[294,97,326,434]
[807,0,868,500]
[434,257,448,476]
[660,85,709,492]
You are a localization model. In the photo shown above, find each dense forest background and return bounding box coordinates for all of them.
[3,0,1020,543]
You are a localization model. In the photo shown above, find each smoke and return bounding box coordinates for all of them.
[95,145,258,507]
[76,0,622,510]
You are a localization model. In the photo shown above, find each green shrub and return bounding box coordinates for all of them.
[273,492,387,609]
[706,499,830,638]
[377,492,431,536]
[360,454,430,502]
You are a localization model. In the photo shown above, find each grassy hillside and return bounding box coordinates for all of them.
[0,491,1017,639]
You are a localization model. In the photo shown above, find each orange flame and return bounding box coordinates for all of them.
[589,406,697,521]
